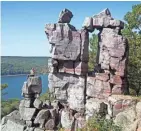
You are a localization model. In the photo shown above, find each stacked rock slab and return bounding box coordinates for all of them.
[83,8,129,120]
[2,71,60,131]
[20,70,42,126]
[45,9,89,130]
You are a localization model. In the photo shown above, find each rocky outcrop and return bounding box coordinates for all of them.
[2,8,140,131]
[2,70,59,131]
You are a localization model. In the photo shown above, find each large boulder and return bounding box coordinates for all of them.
[2,119,26,131]
[114,107,136,131]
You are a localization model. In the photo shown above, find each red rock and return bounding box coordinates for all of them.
[112,85,123,94]
[116,58,126,77]
[58,61,74,74]
[95,73,109,81]
[110,57,120,70]
[74,62,88,75]
[110,75,123,85]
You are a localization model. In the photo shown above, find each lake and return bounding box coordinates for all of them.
[1,74,48,100]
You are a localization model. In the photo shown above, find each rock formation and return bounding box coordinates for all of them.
[1,9,141,131]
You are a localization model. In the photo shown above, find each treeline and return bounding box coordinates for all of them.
[1,56,51,75]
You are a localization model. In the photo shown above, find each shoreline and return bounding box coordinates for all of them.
[1,74,28,77]
[1,73,48,77]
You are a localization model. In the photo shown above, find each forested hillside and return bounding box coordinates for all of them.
[1,56,51,75]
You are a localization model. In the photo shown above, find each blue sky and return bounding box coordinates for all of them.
[1,1,140,57]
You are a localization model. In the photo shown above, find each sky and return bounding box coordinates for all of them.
[1,1,140,57]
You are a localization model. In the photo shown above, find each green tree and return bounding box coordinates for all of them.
[1,84,20,118]
[122,4,141,96]
[1,83,8,96]
[88,33,98,71]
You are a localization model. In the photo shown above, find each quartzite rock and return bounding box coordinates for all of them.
[74,62,88,75]
[67,77,85,111]
[45,23,81,61]
[82,17,94,32]
[45,119,55,130]
[87,77,111,99]
[19,107,36,121]
[61,109,75,130]
[34,109,50,126]
[33,99,43,109]
[136,102,141,119]
[58,8,73,23]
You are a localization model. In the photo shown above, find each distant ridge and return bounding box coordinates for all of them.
[1,56,51,75]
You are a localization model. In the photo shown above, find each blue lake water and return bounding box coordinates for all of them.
[1,74,48,100]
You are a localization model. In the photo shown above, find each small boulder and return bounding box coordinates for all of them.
[58,8,73,23]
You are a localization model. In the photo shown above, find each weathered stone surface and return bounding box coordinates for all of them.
[19,99,32,108]
[114,107,136,130]
[110,75,123,85]
[58,8,73,23]
[110,57,120,70]
[24,127,35,131]
[87,77,111,99]
[58,61,74,74]
[48,73,80,101]
[109,47,125,58]
[2,119,26,131]
[85,98,108,120]
[34,128,45,131]
[109,19,124,28]
[33,99,43,109]
[67,77,85,111]
[2,110,20,125]
[136,102,141,119]
[22,76,42,97]
[45,23,81,61]
[96,8,111,17]
[112,85,123,95]
[137,119,141,131]
[45,119,55,130]
[74,62,88,75]
[19,107,36,121]
[80,29,89,62]
[61,109,75,130]
[27,76,42,87]
[95,73,109,81]
[26,120,33,127]
[48,73,70,93]
[116,58,127,77]
[92,8,113,28]
[82,17,94,32]
[34,109,50,126]
[108,95,137,117]
[55,88,67,101]
[74,114,86,129]
[49,108,57,119]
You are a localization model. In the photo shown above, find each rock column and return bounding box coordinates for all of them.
[45,9,89,130]
[83,8,129,119]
